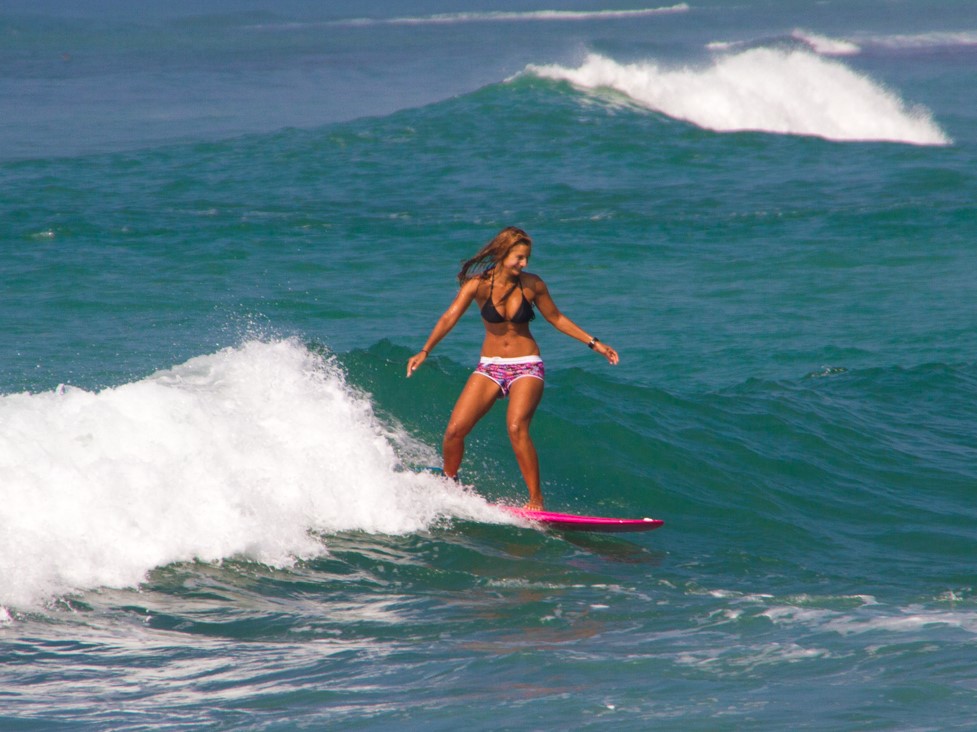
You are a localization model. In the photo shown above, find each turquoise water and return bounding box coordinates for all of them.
[3,2,977,728]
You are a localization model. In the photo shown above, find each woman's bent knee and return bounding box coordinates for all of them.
[506,419,531,442]
[444,420,471,443]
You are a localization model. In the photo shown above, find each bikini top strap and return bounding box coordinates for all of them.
[489,268,520,307]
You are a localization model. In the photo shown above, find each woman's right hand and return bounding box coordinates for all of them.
[406,351,428,377]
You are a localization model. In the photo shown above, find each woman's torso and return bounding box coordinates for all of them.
[475,272,540,358]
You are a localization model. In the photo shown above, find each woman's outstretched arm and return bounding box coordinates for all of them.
[531,277,619,365]
[407,278,480,376]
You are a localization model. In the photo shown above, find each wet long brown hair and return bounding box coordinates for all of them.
[457,227,532,284]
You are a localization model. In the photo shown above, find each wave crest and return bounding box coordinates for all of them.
[527,50,950,145]
[0,340,491,609]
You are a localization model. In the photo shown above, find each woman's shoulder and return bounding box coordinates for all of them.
[460,275,486,295]
[521,272,545,290]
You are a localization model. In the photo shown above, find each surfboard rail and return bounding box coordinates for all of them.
[501,506,664,533]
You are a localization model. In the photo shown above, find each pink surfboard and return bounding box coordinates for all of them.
[412,467,663,533]
[501,506,664,533]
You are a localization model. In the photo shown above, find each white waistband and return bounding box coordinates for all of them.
[479,355,543,365]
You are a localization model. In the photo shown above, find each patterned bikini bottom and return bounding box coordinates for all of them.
[473,355,545,397]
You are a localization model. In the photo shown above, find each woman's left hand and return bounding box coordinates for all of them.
[595,341,619,365]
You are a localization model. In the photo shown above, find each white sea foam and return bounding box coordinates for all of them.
[824,607,977,636]
[329,5,689,27]
[0,339,498,609]
[526,50,950,145]
[858,31,977,52]
[761,602,977,636]
[675,641,831,673]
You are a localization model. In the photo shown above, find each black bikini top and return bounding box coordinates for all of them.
[480,269,535,324]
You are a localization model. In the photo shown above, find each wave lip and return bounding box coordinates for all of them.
[708,30,861,57]
[527,50,951,145]
[790,29,861,56]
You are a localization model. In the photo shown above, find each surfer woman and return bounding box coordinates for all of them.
[406,226,619,509]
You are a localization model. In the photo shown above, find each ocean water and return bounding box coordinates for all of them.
[2,1,977,728]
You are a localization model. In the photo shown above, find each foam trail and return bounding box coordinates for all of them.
[0,340,497,609]
[527,51,950,145]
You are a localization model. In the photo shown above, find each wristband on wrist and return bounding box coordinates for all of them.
[587,337,599,350]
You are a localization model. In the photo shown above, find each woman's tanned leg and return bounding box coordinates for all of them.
[505,376,545,508]
[442,373,501,478]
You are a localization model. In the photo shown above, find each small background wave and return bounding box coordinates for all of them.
[526,49,950,144]
[328,5,689,27]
